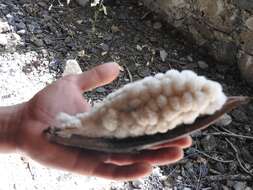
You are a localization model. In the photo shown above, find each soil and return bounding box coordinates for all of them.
[0,0,252,189]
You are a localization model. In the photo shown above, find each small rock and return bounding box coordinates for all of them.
[132,179,144,189]
[100,43,109,51]
[0,34,8,46]
[245,16,253,31]
[76,20,83,24]
[96,87,106,93]
[160,49,168,62]
[11,33,21,43]
[215,113,232,127]
[152,167,163,177]
[49,59,62,72]
[183,188,192,190]
[6,14,14,23]
[31,37,44,47]
[226,180,235,187]
[245,187,252,190]
[153,22,162,30]
[16,22,26,30]
[163,176,173,189]
[27,24,36,33]
[64,36,72,44]
[149,36,157,42]
[63,59,82,76]
[17,29,26,34]
[187,55,193,62]
[111,25,120,33]
[136,44,142,51]
[201,135,217,151]
[231,109,248,122]
[215,162,226,173]
[197,60,209,69]
[75,0,89,7]
[233,182,246,190]
[238,53,253,87]
[222,185,230,190]
[0,21,10,33]
[241,147,253,164]
[104,34,113,41]
[44,37,53,45]
[38,1,48,8]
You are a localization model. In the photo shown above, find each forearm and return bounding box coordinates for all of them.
[0,104,24,153]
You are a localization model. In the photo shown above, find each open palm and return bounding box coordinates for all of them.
[16,62,192,180]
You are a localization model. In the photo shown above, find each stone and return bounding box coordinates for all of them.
[136,44,142,51]
[233,182,247,190]
[160,49,168,62]
[75,0,89,7]
[63,59,82,76]
[222,185,230,190]
[231,109,248,122]
[16,22,26,30]
[6,14,14,23]
[132,179,144,189]
[44,37,54,45]
[96,87,106,93]
[31,37,44,47]
[153,22,162,30]
[187,55,193,62]
[17,29,26,34]
[0,21,10,33]
[245,17,253,31]
[238,53,253,87]
[241,147,253,164]
[215,113,232,127]
[0,34,8,46]
[100,43,109,51]
[111,25,120,33]
[197,60,209,69]
[201,135,217,152]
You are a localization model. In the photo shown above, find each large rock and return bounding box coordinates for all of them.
[142,0,253,86]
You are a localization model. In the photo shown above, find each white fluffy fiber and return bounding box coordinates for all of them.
[56,70,227,139]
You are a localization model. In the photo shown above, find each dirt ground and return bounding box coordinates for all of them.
[0,0,252,189]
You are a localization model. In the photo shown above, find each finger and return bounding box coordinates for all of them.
[149,136,192,150]
[92,162,152,180]
[26,133,110,176]
[75,62,120,91]
[105,147,183,166]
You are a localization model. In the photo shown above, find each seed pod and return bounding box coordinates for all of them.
[55,70,227,139]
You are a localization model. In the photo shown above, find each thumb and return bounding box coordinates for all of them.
[75,62,120,91]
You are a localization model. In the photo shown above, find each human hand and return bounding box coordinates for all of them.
[15,62,192,180]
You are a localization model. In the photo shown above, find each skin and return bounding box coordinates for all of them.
[0,62,192,180]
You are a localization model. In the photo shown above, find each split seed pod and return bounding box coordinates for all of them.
[46,70,251,153]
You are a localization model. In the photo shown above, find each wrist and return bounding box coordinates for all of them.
[0,103,27,153]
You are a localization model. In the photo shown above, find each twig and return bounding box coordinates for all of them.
[141,11,152,20]
[207,132,253,141]
[193,148,233,163]
[167,58,188,65]
[209,168,222,175]
[124,64,133,82]
[21,157,35,180]
[206,174,253,182]
[225,138,253,177]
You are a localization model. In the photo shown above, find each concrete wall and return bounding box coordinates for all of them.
[142,0,253,86]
